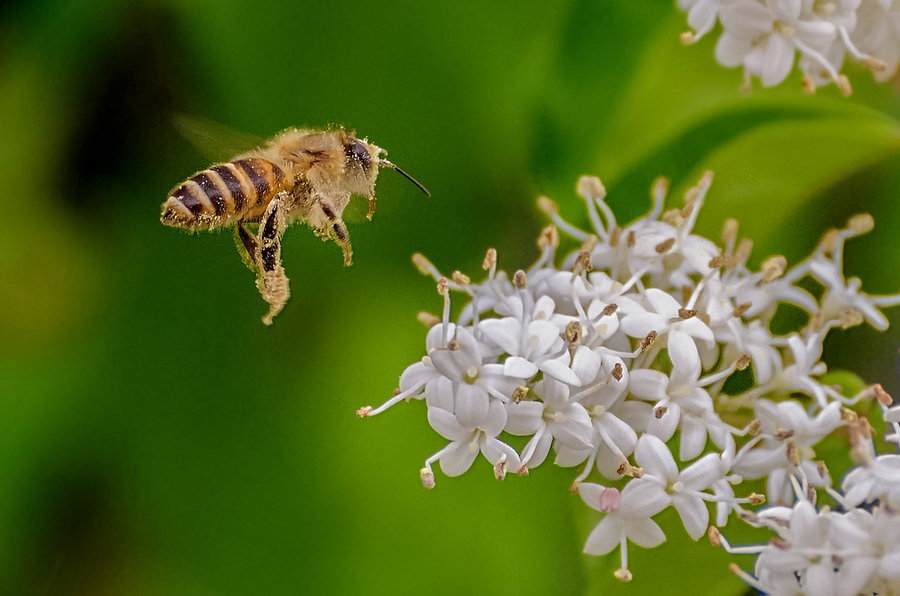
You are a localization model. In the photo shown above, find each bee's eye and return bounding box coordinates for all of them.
[344,140,372,171]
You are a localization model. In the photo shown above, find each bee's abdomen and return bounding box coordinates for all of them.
[161,158,287,229]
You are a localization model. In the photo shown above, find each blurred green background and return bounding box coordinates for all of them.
[1,0,899,594]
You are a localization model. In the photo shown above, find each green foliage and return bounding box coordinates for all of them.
[0,0,899,595]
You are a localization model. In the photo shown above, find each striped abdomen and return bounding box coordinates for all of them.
[161,158,289,230]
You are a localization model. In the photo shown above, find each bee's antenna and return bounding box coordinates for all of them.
[381,160,431,197]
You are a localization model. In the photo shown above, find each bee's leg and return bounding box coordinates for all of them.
[257,192,291,326]
[233,223,259,273]
[317,199,353,266]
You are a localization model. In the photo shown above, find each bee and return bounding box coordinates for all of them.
[161,127,429,325]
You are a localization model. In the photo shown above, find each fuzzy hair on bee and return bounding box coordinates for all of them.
[161,126,429,325]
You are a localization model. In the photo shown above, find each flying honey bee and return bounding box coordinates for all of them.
[161,127,429,325]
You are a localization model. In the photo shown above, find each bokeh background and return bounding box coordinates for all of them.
[1,1,899,594]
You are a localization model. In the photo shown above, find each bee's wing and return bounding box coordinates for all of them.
[173,113,268,162]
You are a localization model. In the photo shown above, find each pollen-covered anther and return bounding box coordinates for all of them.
[573,249,593,276]
[748,493,766,505]
[562,321,583,344]
[493,455,508,481]
[820,228,839,255]
[732,302,752,318]
[721,218,738,243]
[735,238,753,262]
[627,230,637,248]
[482,247,497,271]
[447,338,461,351]
[611,362,624,381]
[774,429,794,440]
[577,175,607,200]
[603,303,619,316]
[801,75,816,94]
[816,460,829,479]
[437,276,449,296]
[412,252,434,275]
[662,209,683,227]
[513,269,528,289]
[356,405,373,417]
[839,307,864,328]
[512,385,529,403]
[420,467,435,489]
[838,74,852,96]
[735,354,751,371]
[613,568,633,582]
[708,526,722,547]
[452,270,471,285]
[848,212,875,234]
[760,255,787,283]
[641,331,658,351]
[748,419,761,436]
[708,255,730,269]
[865,57,887,72]
[680,30,696,45]
[609,226,621,247]
[678,308,697,319]
[537,195,558,215]
[873,383,893,406]
[652,176,670,200]
[841,406,859,422]
[655,405,668,419]
[417,311,440,328]
[786,441,801,466]
[538,224,559,249]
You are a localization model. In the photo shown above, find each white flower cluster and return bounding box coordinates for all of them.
[678,0,899,95]
[713,399,900,595]
[358,172,900,585]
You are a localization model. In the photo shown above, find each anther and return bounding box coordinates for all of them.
[417,311,440,327]
[837,74,852,97]
[614,569,633,582]
[513,269,528,289]
[786,441,800,466]
[721,218,738,243]
[494,455,508,481]
[774,429,794,440]
[680,31,695,45]
[848,213,875,234]
[451,270,471,285]
[709,255,730,269]
[735,354,751,371]
[577,176,606,200]
[873,383,893,406]
[641,331,658,351]
[801,75,816,94]
[412,252,433,275]
[512,386,529,403]
[603,303,618,316]
[611,362,624,381]
[538,224,559,249]
[678,308,697,319]
[732,302,752,318]
[748,493,766,505]
[609,226,621,247]
[655,406,668,419]
[708,526,722,547]
[627,230,636,248]
[420,467,435,489]
[537,196,558,215]
[563,321,583,344]
[747,419,761,436]
[437,276,449,296]
[356,405,373,417]
[760,255,787,283]
[482,248,497,271]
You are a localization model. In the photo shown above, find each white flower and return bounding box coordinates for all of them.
[504,378,593,469]
[632,434,722,539]
[424,383,521,477]
[579,481,669,579]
